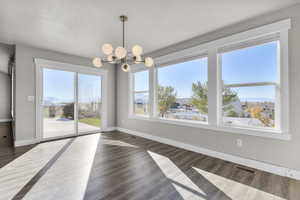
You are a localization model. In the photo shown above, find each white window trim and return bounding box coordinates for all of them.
[128,64,150,118]
[128,19,291,140]
[218,39,281,131]
[154,54,209,123]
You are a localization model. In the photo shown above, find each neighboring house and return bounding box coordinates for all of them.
[224,99,244,117]
[261,102,275,119]
[223,117,264,127]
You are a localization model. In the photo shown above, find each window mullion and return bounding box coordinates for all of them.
[134,90,149,93]
[207,49,219,126]
[128,72,134,116]
[278,30,289,132]
[224,82,277,88]
[151,67,158,118]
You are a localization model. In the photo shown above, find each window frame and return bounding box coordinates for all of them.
[128,19,291,140]
[129,65,151,118]
[218,39,280,131]
[154,54,209,124]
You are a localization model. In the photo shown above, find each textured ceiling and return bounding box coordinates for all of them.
[0,0,299,58]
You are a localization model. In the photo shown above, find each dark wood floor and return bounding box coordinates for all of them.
[0,144,36,168]
[0,131,299,200]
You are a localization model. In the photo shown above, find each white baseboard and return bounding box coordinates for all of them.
[14,139,38,147]
[14,127,117,147]
[102,127,117,132]
[116,127,300,180]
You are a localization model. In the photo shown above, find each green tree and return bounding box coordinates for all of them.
[158,85,177,117]
[227,110,238,117]
[190,81,239,114]
[223,87,239,109]
[191,82,208,114]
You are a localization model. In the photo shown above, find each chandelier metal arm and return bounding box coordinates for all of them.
[101,56,146,65]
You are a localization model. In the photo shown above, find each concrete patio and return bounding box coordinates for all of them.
[43,118,100,139]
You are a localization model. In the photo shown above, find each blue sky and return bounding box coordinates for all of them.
[44,41,277,103]
[43,69,101,103]
[158,58,208,98]
[156,41,277,101]
[134,70,149,91]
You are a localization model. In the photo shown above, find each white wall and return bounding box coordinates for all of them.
[0,43,13,120]
[0,72,11,120]
[117,4,300,171]
[15,44,115,142]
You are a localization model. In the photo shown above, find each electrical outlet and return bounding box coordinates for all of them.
[237,139,243,147]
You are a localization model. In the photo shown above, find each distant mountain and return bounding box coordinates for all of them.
[174,97,274,103]
[43,97,73,105]
[44,97,59,102]
[240,97,274,102]
[43,97,59,105]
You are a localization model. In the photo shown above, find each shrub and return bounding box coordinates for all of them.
[63,103,74,119]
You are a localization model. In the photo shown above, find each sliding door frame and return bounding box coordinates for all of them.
[35,58,108,142]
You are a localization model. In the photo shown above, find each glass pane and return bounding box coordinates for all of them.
[221,41,278,84]
[134,70,149,91]
[134,92,149,115]
[158,58,208,122]
[78,74,101,133]
[43,68,75,138]
[222,85,275,128]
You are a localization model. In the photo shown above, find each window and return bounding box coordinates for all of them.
[128,19,290,138]
[220,41,278,129]
[157,57,208,122]
[132,70,149,116]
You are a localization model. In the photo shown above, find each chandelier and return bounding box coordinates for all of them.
[92,15,154,72]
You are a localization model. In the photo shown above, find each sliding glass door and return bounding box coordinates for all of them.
[78,74,102,133]
[43,69,76,139]
[41,68,102,140]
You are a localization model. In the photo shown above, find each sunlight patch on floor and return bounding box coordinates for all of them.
[0,139,70,200]
[192,167,287,200]
[148,151,207,200]
[23,134,100,200]
[100,139,139,148]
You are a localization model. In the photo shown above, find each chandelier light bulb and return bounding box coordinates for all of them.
[92,57,103,67]
[115,47,127,59]
[145,57,154,67]
[121,63,130,72]
[132,45,143,56]
[102,43,113,55]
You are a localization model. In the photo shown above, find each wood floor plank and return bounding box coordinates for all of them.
[0,131,299,200]
[0,140,70,200]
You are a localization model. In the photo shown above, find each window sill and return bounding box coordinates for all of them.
[128,115,291,141]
